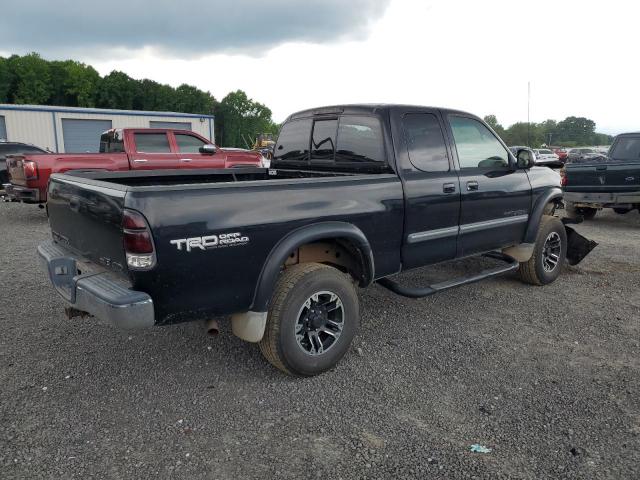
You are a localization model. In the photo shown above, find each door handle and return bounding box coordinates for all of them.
[179,158,193,163]
[466,180,479,191]
[443,183,456,193]
[133,159,148,163]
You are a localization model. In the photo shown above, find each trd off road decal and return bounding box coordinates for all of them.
[170,232,250,252]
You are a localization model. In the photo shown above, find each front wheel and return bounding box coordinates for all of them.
[519,215,567,286]
[259,263,359,376]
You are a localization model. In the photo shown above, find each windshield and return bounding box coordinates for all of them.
[539,149,552,154]
[609,136,640,161]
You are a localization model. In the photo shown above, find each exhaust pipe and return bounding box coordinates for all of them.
[206,318,220,336]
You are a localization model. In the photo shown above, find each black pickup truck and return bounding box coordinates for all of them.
[39,104,595,376]
[563,132,640,219]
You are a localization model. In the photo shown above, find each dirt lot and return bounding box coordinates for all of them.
[0,202,638,479]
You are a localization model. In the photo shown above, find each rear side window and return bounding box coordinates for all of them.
[274,119,312,163]
[175,133,207,153]
[335,116,385,164]
[609,137,640,161]
[402,113,449,172]
[449,116,509,169]
[134,133,171,153]
[311,119,337,161]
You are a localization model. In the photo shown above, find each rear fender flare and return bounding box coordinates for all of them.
[251,222,374,312]
[524,187,563,243]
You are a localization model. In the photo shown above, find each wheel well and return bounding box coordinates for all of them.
[283,238,367,284]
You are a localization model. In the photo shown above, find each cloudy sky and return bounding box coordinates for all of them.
[2,0,638,133]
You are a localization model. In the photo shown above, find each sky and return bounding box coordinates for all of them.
[2,0,638,134]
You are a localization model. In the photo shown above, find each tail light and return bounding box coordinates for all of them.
[23,160,38,180]
[122,209,156,269]
[560,168,567,186]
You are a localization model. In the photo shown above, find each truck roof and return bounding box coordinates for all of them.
[287,104,477,121]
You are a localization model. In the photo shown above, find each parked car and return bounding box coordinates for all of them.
[553,148,568,162]
[0,141,47,189]
[563,132,640,219]
[3,128,266,204]
[38,104,596,376]
[533,148,562,167]
[566,147,601,163]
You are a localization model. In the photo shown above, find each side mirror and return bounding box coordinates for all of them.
[199,144,217,155]
[516,148,535,169]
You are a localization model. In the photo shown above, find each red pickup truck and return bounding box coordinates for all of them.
[3,128,265,203]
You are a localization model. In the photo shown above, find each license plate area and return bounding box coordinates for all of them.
[47,257,78,303]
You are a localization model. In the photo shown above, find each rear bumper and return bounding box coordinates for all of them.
[3,183,40,203]
[564,191,640,207]
[37,240,155,329]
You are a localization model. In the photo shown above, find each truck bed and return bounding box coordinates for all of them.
[46,167,404,323]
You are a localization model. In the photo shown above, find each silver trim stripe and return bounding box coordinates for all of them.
[459,214,529,234]
[408,215,529,243]
[407,226,459,244]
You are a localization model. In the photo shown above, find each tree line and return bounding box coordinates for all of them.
[483,115,613,148]
[0,53,278,147]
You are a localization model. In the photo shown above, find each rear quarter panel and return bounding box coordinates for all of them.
[126,174,404,324]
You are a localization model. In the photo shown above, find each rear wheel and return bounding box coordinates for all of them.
[519,215,567,286]
[259,263,359,376]
[613,207,632,215]
[565,201,597,220]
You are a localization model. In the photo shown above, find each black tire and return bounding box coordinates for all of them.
[565,201,597,220]
[519,215,567,286]
[613,207,631,215]
[259,263,359,376]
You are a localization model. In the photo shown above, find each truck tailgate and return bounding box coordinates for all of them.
[47,175,128,274]
[565,161,640,193]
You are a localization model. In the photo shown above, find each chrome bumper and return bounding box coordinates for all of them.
[38,240,155,329]
[564,191,640,205]
[3,183,40,202]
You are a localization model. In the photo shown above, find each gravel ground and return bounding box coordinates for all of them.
[0,202,638,479]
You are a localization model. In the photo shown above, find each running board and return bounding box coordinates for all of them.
[376,252,519,299]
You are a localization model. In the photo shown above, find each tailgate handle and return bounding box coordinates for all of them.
[595,165,607,171]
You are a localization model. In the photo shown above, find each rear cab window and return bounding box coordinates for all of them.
[134,133,171,153]
[402,113,449,172]
[99,130,125,153]
[609,136,640,161]
[273,115,387,172]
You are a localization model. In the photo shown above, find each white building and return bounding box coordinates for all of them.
[0,104,215,153]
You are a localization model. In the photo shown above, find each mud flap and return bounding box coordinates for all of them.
[564,226,597,265]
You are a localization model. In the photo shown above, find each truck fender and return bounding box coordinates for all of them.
[523,187,563,244]
[251,221,375,313]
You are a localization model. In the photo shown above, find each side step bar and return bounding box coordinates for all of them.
[376,252,519,299]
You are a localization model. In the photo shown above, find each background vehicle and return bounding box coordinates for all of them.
[3,128,265,203]
[563,132,640,219]
[0,142,47,190]
[533,148,562,167]
[566,147,601,163]
[553,148,568,162]
[39,104,595,376]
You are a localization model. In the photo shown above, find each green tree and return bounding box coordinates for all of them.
[215,90,277,147]
[63,61,100,107]
[96,71,137,110]
[173,84,215,115]
[0,56,12,103]
[555,116,596,145]
[8,53,51,104]
[502,122,544,147]
[483,114,506,138]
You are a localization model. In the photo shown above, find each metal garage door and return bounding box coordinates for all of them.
[62,119,112,152]
[0,116,7,141]
[149,121,192,130]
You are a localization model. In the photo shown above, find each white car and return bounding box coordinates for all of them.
[533,149,561,167]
